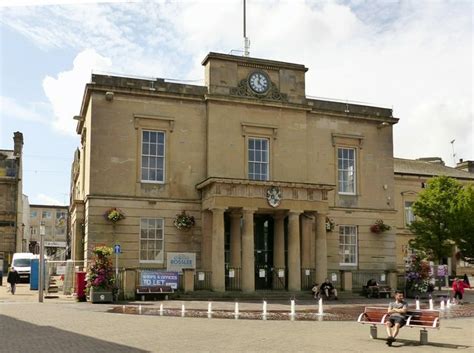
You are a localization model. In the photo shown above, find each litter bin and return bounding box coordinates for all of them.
[75,271,86,301]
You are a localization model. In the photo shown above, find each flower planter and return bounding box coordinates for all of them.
[90,288,113,303]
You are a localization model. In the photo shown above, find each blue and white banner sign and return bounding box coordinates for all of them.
[140,270,178,289]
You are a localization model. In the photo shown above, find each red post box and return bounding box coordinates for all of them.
[75,271,87,301]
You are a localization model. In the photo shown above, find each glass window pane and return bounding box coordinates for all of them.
[150,132,157,143]
[157,132,164,144]
[143,131,149,142]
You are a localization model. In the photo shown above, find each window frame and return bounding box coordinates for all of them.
[404,201,416,226]
[139,218,165,264]
[247,136,270,181]
[337,147,357,195]
[42,211,52,219]
[140,130,166,184]
[339,225,358,266]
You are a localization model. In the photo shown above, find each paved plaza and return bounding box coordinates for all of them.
[0,282,473,353]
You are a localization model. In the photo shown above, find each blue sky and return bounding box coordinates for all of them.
[0,0,472,206]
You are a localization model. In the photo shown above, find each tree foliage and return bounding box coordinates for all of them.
[408,176,462,264]
[450,185,474,264]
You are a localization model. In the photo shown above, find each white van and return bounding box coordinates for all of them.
[12,253,34,281]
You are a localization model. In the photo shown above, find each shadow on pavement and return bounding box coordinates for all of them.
[376,337,471,350]
[0,315,149,353]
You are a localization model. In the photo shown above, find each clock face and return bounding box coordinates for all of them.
[248,72,269,94]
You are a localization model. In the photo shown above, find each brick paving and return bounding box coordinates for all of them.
[1,281,473,353]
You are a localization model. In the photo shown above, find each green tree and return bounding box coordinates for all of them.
[450,185,474,264]
[408,176,462,264]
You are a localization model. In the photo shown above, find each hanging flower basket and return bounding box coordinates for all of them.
[104,208,125,223]
[370,219,391,234]
[325,217,335,232]
[173,211,195,231]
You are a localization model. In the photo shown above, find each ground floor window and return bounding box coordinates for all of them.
[339,225,357,265]
[140,218,164,263]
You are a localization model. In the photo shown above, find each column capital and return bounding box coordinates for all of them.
[229,211,242,219]
[288,210,303,216]
[242,208,257,215]
[210,207,227,214]
[273,211,287,220]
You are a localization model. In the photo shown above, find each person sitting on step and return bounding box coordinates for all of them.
[319,278,338,300]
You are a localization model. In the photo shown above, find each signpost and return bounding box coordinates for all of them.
[39,222,45,303]
[114,244,121,282]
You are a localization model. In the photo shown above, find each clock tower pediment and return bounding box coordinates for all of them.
[202,52,307,105]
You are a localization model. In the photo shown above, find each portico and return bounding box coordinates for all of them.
[197,178,333,292]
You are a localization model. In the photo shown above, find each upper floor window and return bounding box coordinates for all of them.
[31,211,37,218]
[339,225,358,265]
[140,218,164,263]
[338,147,356,194]
[42,211,52,219]
[56,211,67,219]
[404,201,416,226]
[141,130,165,183]
[248,137,269,181]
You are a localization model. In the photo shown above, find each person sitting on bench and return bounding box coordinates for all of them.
[366,278,379,298]
[385,290,408,346]
[319,278,338,300]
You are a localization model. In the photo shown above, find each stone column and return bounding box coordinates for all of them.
[211,208,226,292]
[301,214,313,269]
[229,212,242,268]
[288,210,302,291]
[241,208,256,292]
[315,213,328,284]
[273,212,286,289]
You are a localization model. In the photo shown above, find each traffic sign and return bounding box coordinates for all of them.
[114,244,121,254]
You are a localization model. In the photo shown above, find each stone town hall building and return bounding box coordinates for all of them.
[70,53,400,297]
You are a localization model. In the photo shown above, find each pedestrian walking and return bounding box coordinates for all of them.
[7,266,20,295]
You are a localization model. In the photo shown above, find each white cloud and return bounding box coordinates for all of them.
[35,193,64,205]
[42,49,112,135]
[0,96,50,124]
[1,0,472,163]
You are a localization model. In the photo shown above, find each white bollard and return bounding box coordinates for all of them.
[208,302,212,315]
[159,303,164,316]
[318,298,324,315]
[234,302,239,319]
[138,304,142,315]
[415,299,420,310]
[447,299,451,308]
[440,300,445,310]
[181,303,185,317]
[429,299,434,310]
[122,305,125,313]
[263,300,267,320]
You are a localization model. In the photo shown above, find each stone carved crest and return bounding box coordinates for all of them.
[230,79,287,102]
[266,186,282,208]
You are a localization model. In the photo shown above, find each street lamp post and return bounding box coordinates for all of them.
[39,222,45,303]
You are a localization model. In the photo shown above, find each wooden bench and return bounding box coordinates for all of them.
[357,306,440,344]
[136,285,174,300]
[362,285,392,298]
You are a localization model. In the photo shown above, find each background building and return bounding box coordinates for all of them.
[394,157,474,276]
[0,132,24,271]
[29,204,69,260]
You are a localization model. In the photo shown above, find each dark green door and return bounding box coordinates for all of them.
[254,215,274,290]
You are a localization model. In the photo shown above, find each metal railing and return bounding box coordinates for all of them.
[194,270,212,290]
[301,268,316,290]
[352,271,388,289]
[271,267,287,290]
[226,267,241,291]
